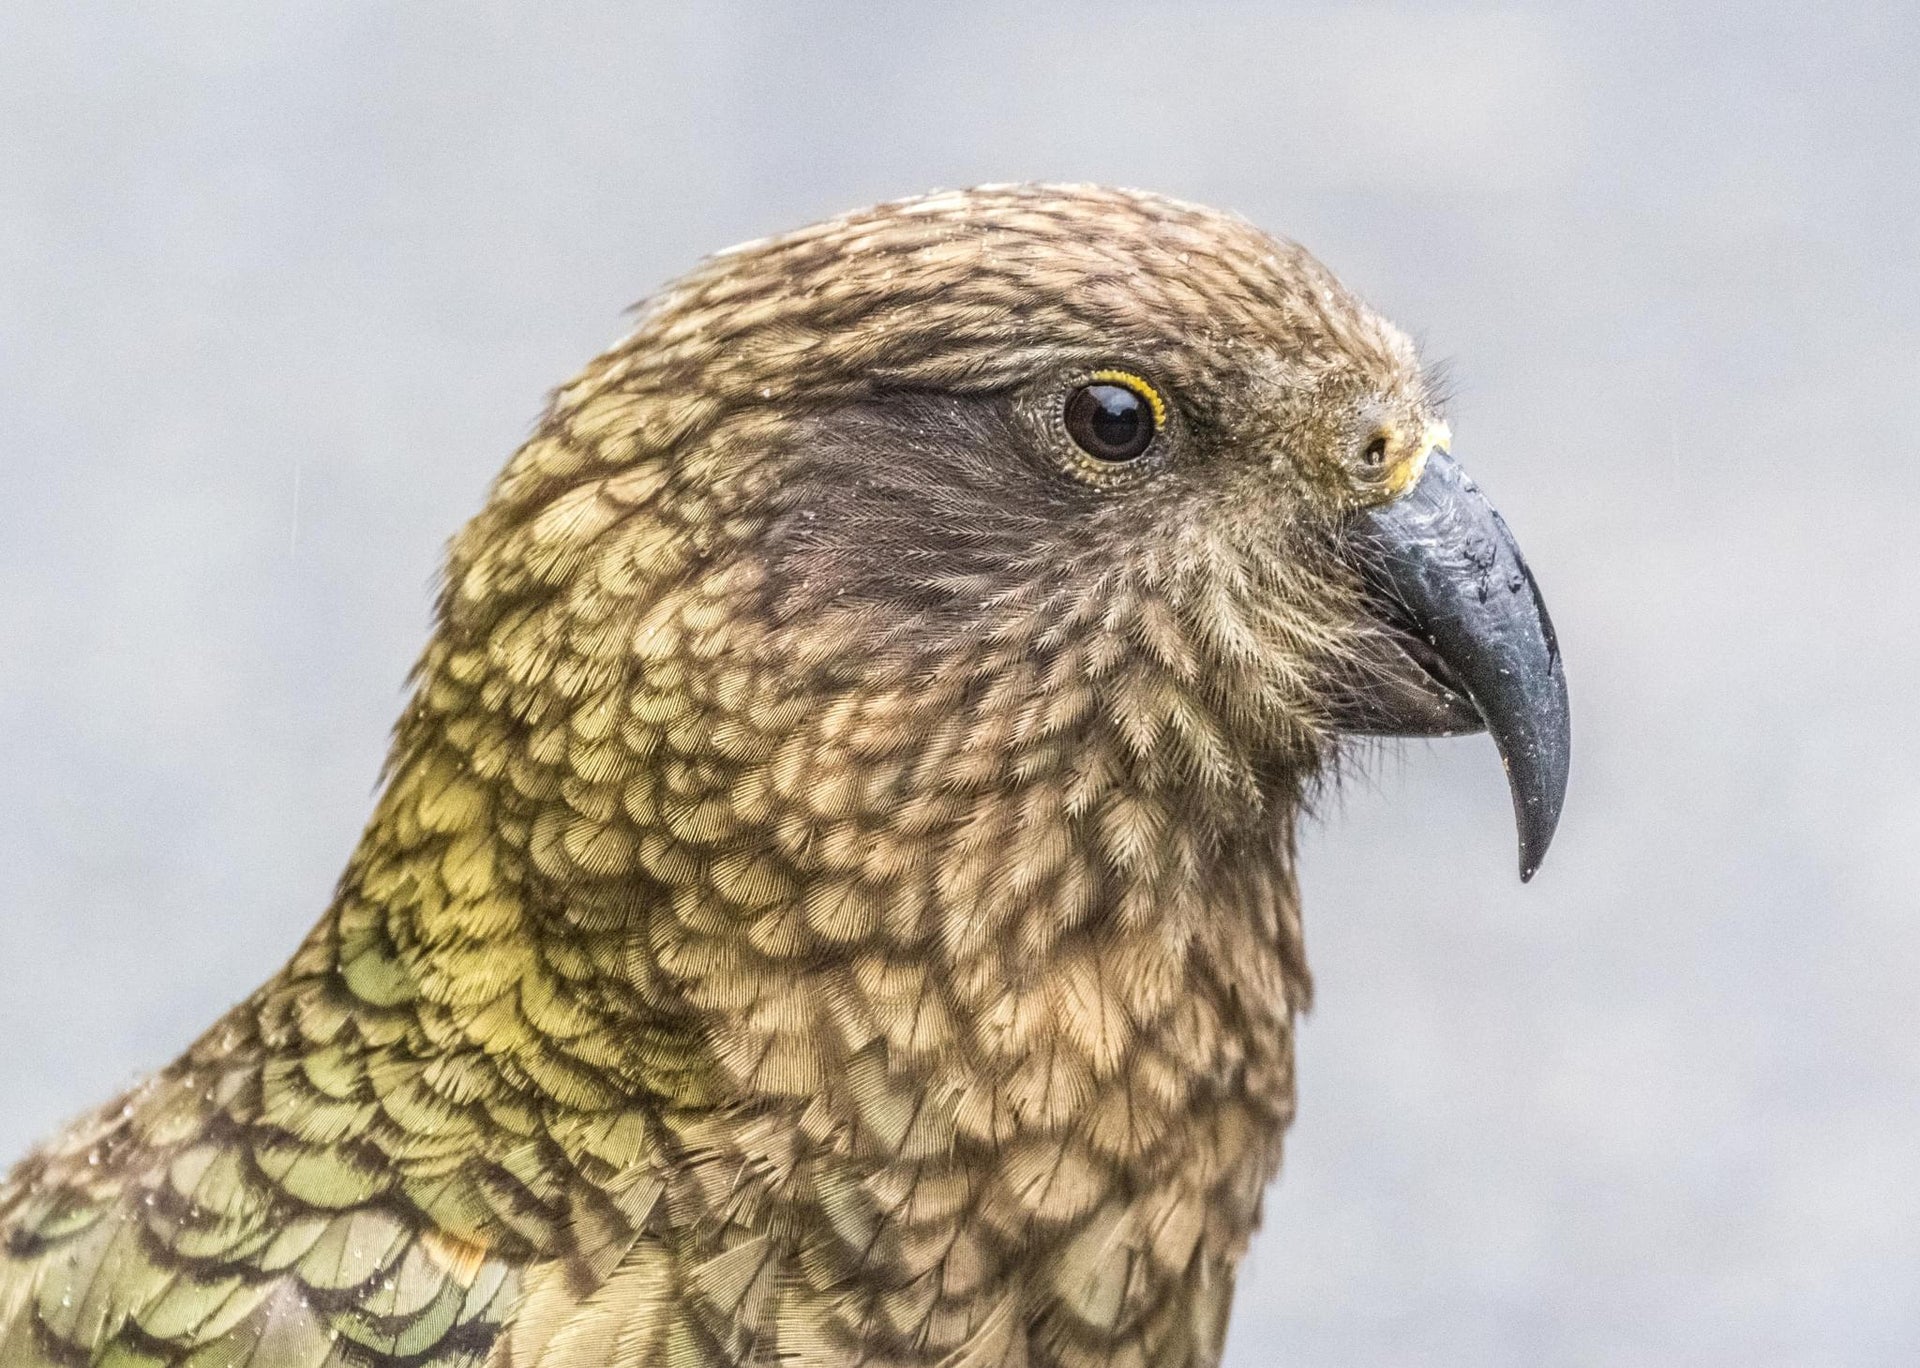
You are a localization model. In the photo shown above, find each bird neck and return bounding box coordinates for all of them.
[279,562,1314,1120]
[253,578,1313,1365]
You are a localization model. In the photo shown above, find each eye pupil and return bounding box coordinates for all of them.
[1065,382,1156,462]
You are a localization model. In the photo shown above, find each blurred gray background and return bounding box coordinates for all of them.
[2,3,1915,1364]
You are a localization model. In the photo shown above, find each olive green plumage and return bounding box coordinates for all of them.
[1,185,1456,1368]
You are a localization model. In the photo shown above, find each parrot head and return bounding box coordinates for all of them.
[440,184,1567,894]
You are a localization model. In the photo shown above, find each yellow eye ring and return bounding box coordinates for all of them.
[1063,370,1167,465]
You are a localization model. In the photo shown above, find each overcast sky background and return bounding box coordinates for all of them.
[2,5,1916,1365]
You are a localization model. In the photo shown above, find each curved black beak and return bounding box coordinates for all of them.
[1335,450,1570,881]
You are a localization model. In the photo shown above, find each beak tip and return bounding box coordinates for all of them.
[1517,828,1551,883]
[1508,709,1570,883]
[1515,824,1548,883]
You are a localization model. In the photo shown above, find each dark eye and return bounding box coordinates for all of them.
[1064,373,1162,463]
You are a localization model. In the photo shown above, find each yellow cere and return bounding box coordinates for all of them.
[1088,369,1168,429]
[1381,420,1451,498]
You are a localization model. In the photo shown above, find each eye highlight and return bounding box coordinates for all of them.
[1063,370,1165,464]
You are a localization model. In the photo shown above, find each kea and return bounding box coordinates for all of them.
[0,185,1568,1368]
